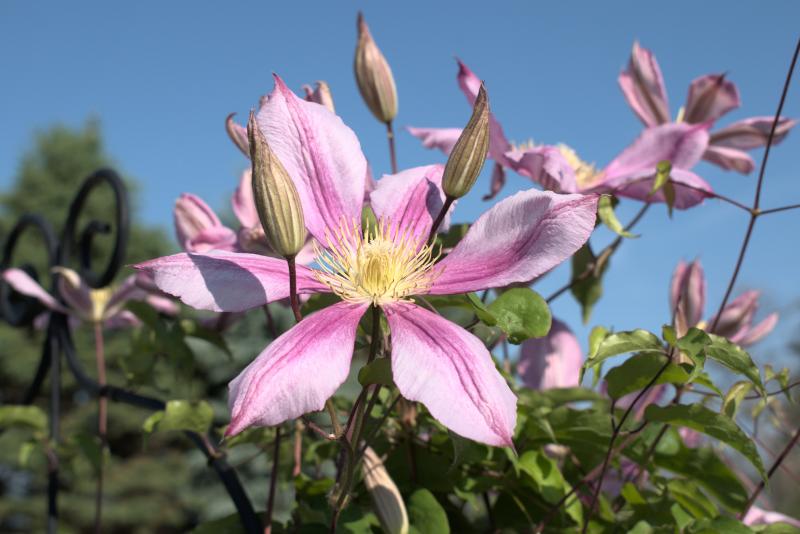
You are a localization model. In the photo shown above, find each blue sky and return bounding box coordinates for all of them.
[1,1,799,365]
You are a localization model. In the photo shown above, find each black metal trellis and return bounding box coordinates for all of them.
[0,169,261,533]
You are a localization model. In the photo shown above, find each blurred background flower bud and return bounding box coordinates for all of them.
[354,12,397,123]
[362,447,409,534]
[303,81,335,113]
[669,259,705,336]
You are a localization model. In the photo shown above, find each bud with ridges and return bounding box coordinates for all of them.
[442,84,490,199]
[363,447,409,534]
[303,81,335,113]
[247,111,307,258]
[354,12,398,123]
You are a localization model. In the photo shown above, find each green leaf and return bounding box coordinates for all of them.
[143,400,214,435]
[705,334,765,394]
[518,450,582,524]
[598,195,638,238]
[486,287,551,344]
[588,326,609,359]
[357,358,394,387]
[764,364,791,401]
[644,403,765,480]
[604,353,689,399]
[466,292,497,326]
[654,441,748,512]
[72,432,106,476]
[667,479,717,519]
[180,319,232,359]
[722,381,753,418]
[570,243,609,323]
[587,329,664,368]
[18,440,38,467]
[407,489,449,534]
[0,405,47,433]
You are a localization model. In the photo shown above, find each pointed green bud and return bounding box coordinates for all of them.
[247,111,306,258]
[354,12,398,123]
[442,84,490,199]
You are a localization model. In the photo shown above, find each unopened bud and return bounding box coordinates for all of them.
[247,111,307,258]
[354,12,398,123]
[442,84,490,199]
[362,447,409,534]
[303,81,336,113]
[226,113,250,157]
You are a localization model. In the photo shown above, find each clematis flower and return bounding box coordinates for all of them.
[409,59,575,201]
[410,59,713,209]
[135,75,599,446]
[517,319,583,390]
[2,267,177,329]
[743,506,800,528]
[620,41,796,174]
[669,259,777,346]
[174,193,238,253]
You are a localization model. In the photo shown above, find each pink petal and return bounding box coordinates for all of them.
[406,127,463,156]
[226,301,368,435]
[743,506,800,528]
[54,269,93,318]
[384,302,517,447]
[504,146,579,194]
[231,169,260,229]
[618,42,671,127]
[369,165,449,242]
[428,190,598,295]
[737,312,778,347]
[456,59,512,164]
[257,75,367,242]
[1,268,69,314]
[710,116,797,150]
[603,123,710,182]
[607,168,713,210]
[226,113,250,157]
[483,162,507,201]
[174,194,237,253]
[669,259,706,329]
[709,290,759,341]
[702,145,755,174]
[133,251,329,312]
[684,74,740,124]
[518,319,583,390]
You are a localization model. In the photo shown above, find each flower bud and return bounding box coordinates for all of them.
[354,12,398,123]
[225,113,250,157]
[247,111,307,258]
[441,84,490,199]
[669,259,705,336]
[362,447,409,534]
[303,81,336,113]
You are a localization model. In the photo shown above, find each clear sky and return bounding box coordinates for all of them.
[1,1,799,366]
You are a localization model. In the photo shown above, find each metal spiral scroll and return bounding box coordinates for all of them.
[0,169,261,533]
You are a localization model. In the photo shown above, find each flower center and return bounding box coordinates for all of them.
[313,219,441,306]
[556,144,602,189]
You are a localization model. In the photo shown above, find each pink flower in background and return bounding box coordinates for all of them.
[136,75,599,447]
[2,267,177,329]
[174,193,238,253]
[518,319,583,390]
[620,41,796,174]
[669,259,778,346]
[409,59,715,209]
[408,59,576,201]
[743,506,800,528]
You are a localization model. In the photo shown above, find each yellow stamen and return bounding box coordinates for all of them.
[89,288,114,323]
[313,218,441,306]
[556,144,603,189]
